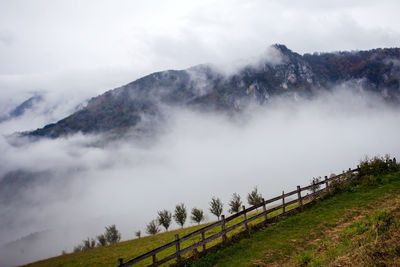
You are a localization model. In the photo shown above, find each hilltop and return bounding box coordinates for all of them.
[27,45,400,138]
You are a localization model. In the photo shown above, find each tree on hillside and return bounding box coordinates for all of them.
[157,209,172,231]
[82,238,96,251]
[209,197,223,220]
[73,244,83,252]
[190,208,205,224]
[229,193,242,214]
[173,203,187,227]
[135,230,141,239]
[146,220,160,235]
[105,224,121,244]
[96,234,107,246]
[247,187,263,206]
[309,177,321,194]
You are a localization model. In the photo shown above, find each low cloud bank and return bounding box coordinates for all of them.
[1,86,400,266]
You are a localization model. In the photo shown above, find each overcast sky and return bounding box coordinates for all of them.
[1,2,400,265]
[1,0,400,108]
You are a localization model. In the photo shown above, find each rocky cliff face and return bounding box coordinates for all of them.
[28,44,400,138]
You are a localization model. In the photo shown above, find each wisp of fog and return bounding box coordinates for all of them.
[0,86,400,266]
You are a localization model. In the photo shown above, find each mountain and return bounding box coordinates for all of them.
[27,45,400,138]
[0,94,43,123]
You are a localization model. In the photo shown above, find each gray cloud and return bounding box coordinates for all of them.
[1,1,399,119]
[1,86,400,266]
[1,1,400,266]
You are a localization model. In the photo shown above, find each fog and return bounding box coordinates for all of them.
[0,85,399,266]
[1,0,400,114]
[1,1,400,265]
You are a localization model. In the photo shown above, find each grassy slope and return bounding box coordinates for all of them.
[24,172,400,267]
[24,202,298,267]
[24,200,301,266]
[190,172,400,267]
[23,223,212,267]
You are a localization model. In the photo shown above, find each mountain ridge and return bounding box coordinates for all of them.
[27,44,400,138]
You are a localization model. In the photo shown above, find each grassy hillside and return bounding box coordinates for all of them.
[23,201,300,267]
[24,161,400,267]
[190,171,400,266]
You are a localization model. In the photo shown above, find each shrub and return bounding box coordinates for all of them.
[359,155,399,178]
[191,208,205,224]
[247,187,263,206]
[82,238,96,251]
[146,220,160,235]
[135,230,141,239]
[105,224,121,244]
[209,197,223,220]
[96,234,107,246]
[157,209,172,231]
[229,193,242,214]
[309,177,321,194]
[173,203,187,227]
[73,245,83,252]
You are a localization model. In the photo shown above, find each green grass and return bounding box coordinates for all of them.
[25,171,400,267]
[24,202,299,267]
[190,171,400,267]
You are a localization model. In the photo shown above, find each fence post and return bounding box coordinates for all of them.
[282,191,285,213]
[201,231,206,251]
[324,175,329,192]
[348,168,352,180]
[175,234,181,263]
[297,185,302,207]
[262,198,267,223]
[221,215,227,243]
[152,254,157,266]
[242,205,248,231]
[312,179,316,196]
[118,258,123,266]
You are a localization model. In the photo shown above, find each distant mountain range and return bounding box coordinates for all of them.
[0,94,43,123]
[26,44,400,138]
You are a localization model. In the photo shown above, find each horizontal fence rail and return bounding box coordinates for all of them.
[118,167,361,266]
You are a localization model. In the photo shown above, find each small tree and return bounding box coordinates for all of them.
[229,193,242,214]
[135,230,141,239]
[209,197,223,220]
[96,234,107,246]
[157,209,172,231]
[73,244,83,252]
[309,177,321,194]
[173,203,187,228]
[190,208,205,224]
[105,224,121,244]
[82,238,96,251]
[146,220,160,235]
[247,187,263,206]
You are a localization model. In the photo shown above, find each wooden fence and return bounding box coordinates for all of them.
[118,167,360,266]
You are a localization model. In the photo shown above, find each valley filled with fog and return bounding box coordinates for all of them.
[1,1,400,266]
[1,85,399,266]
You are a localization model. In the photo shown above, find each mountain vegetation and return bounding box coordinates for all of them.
[26,45,400,138]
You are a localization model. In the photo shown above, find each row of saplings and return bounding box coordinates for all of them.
[71,187,263,252]
[142,187,263,235]
[73,225,121,252]
[71,156,399,253]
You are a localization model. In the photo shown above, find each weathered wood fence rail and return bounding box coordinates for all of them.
[118,167,360,266]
